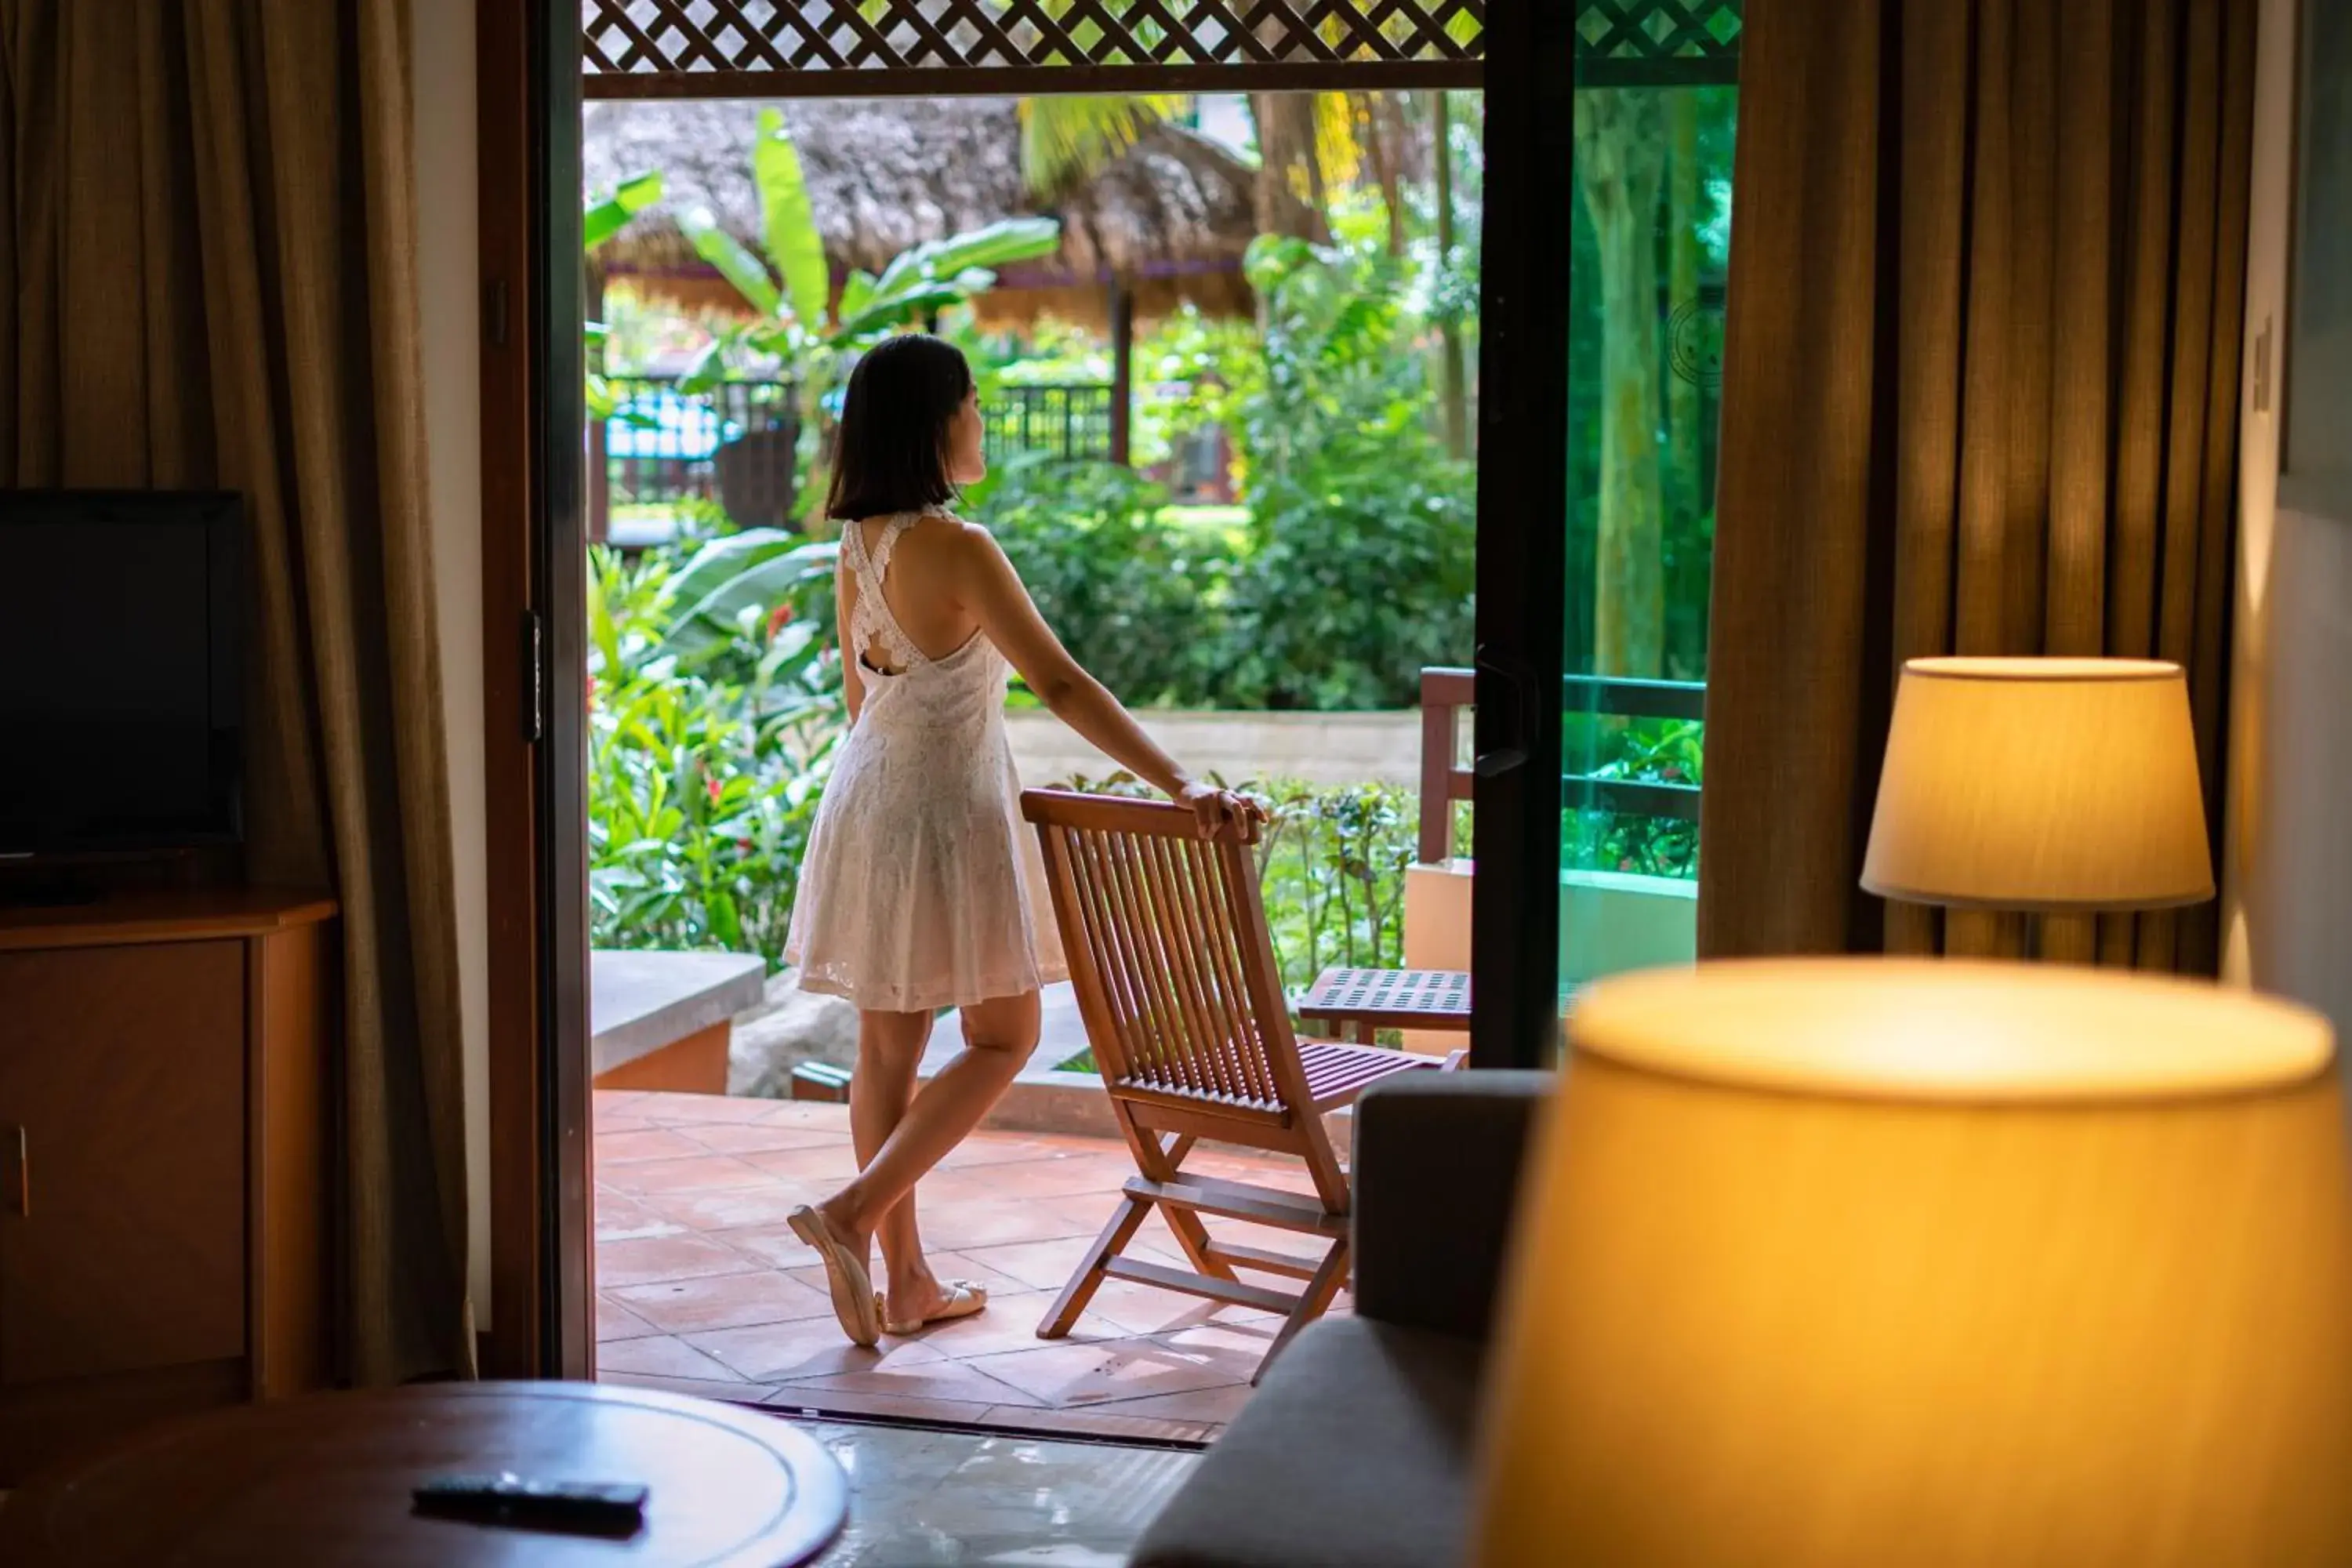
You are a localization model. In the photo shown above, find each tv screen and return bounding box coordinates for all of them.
[0,492,244,857]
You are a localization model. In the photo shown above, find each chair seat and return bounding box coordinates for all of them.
[1298,1040,1439,1109]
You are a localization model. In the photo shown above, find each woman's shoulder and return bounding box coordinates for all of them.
[903,507,993,550]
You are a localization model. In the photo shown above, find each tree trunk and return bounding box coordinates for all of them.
[1666,94,1702,532]
[1361,93,1407,256]
[1248,92,1329,242]
[1576,89,1668,679]
[1434,90,1469,459]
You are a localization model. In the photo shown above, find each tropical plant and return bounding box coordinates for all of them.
[1214,232,1476,710]
[1562,715,1703,879]
[583,169,663,424]
[587,542,846,970]
[675,107,1061,526]
[1015,95,1186,195]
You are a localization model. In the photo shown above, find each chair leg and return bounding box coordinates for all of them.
[1253,1237,1350,1385]
[1037,1193,1148,1341]
[1162,1207,1240,1283]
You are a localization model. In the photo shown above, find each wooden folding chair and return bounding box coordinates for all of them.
[1020,788,1439,1381]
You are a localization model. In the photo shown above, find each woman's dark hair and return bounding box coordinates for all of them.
[825,333,975,521]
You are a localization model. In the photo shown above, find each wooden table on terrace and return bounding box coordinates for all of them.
[1297,967,1472,1044]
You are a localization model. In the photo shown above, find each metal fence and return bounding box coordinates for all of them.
[983,383,1116,466]
[597,376,797,521]
[593,378,1123,539]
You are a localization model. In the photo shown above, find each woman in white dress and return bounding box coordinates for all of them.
[784,334,1258,1347]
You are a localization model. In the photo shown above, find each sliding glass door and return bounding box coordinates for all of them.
[1472,5,1740,1066]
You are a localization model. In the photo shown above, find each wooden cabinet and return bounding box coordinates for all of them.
[0,889,336,1480]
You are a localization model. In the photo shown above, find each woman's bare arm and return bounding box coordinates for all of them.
[952,525,1196,799]
[834,557,863,728]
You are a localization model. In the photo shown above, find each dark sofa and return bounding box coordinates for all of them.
[1132,1071,1552,1568]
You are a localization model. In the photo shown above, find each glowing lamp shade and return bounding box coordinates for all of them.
[1472,960,2352,1568]
[1862,658,2215,910]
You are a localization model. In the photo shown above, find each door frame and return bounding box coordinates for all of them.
[474,6,1544,1377]
[1465,0,1573,1070]
[477,0,593,1380]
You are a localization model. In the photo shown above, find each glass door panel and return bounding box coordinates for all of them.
[1559,73,1735,1032]
[1470,7,1740,1067]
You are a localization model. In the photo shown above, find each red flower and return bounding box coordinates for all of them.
[706,775,724,805]
[738,838,753,852]
[766,601,794,641]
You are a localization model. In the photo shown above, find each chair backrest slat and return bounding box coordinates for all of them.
[1024,789,1296,1116]
[1178,833,1280,1105]
[1144,833,1241,1102]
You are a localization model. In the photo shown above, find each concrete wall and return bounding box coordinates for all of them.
[412,0,492,1328]
[1006,707,1425,789]
[2221,0,2352,1043]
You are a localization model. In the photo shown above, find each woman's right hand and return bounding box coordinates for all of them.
[1178,781,1264,842]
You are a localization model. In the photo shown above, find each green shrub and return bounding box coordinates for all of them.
[964,454,1232,708]
[586,544,844,970]
[1214,236,1477,711]
[1563,716,1702,880]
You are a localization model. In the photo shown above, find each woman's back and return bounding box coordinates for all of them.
[842,510,985,677]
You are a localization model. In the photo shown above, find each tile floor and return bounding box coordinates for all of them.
[594,1090,1347,1443]
[804,1417,1196,1566]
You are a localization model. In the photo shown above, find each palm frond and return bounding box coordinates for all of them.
[1016,94,1188,196]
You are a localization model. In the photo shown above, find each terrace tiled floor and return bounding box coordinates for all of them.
[593,1090,1346,1443]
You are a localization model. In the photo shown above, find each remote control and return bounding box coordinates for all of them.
[412,1473,648,1537]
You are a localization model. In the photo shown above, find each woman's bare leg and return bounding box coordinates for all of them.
[819,990,1041,1319]
[848,1010,934,1316]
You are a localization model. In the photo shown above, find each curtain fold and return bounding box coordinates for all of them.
[1697,0,2256,973]
[2,0,471,1385]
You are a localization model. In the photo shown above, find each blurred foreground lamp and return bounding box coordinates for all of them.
[1862,658,2215,912]
[1472,959,2352,1567]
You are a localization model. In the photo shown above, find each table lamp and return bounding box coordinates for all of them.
[1471,959,2352,1566]
[1862,657,2214,913]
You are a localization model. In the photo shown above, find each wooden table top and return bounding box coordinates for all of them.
[1297,967,1473,1032]
[0,1381,848,1566]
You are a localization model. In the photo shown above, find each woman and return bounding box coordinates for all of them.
[784,333,1257,1347]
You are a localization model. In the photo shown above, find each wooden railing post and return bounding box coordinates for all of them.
[1417,667,1477,864]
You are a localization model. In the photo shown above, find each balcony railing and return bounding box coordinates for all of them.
[1417,667,1707,863]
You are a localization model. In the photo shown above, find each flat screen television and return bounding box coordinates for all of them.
[0,492,244,860]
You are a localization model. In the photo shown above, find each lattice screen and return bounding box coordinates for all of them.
[1574,0,1740,87]
[582,0,1484,95]
[580,0,1743,96]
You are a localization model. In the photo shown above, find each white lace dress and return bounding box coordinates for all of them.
[783,509,1068,1013]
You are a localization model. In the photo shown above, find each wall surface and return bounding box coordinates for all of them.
[412,0,492,1327]
[2223,0,2352,1040]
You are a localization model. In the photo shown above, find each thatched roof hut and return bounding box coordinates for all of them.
[583,98,1258,332]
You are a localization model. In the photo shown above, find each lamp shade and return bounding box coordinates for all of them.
[1472,960,2352,1568]
[1861,657,2214,910]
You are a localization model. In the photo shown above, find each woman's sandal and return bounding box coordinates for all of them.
[788,1205,882,1348]
[875,1280,989,1337]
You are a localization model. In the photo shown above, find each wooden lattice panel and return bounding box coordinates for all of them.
[1574,0,1740,86]
[583,0,1484,95]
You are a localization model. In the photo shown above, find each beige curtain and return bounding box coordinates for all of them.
[0,2,471,1385]
[1697,0,2256,972]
